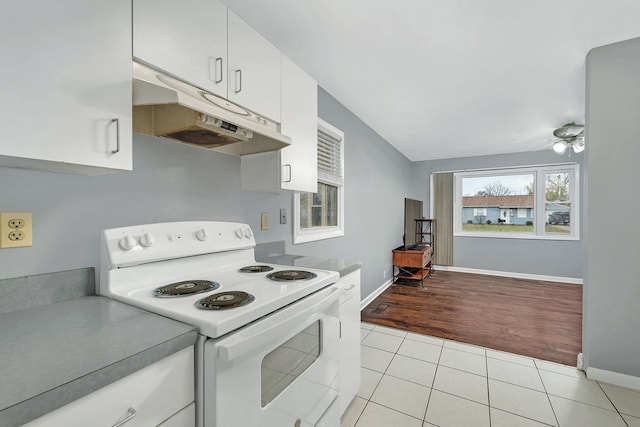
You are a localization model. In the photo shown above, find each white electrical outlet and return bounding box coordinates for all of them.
[0,212,33,248]
[383,270,388,279]
[260,212,269,230]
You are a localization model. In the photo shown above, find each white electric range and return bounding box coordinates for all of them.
[100,221,342,427]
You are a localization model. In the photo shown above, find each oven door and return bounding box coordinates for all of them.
[203,285,341,427]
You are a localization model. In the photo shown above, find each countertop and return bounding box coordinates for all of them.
[0,295,197,427]
[259,254,362,277]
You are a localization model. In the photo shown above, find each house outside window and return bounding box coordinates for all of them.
[293,118,344,244]
[454,164,579,239]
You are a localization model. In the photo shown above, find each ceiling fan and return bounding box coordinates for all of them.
[550,123,585,154]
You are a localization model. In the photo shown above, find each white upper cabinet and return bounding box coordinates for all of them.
[133,0,281,122]
[280,55,318,192]
[241,55,317,192]
[133,0,228,98]
[227,10,281,122]
[0,0,132,174]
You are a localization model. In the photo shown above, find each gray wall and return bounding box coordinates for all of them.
[0,88,414,302]
[584,37,640,377]
[279,88,418,298]
[412,150,585,279]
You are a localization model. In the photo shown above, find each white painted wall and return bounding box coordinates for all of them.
[584,37,640,378]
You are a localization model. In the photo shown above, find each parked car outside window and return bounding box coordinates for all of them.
[548,211,570,225]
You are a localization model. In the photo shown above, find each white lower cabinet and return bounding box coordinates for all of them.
[338,269,361,415]
[24,347,194,427]
[158,402,195,427]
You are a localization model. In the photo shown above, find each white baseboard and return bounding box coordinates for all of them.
[360,278,393,311]
[434,265,583,285]
[587,367,640,391]
[576,353,584,371]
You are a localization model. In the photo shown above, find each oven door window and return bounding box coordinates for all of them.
[261,321,321,407]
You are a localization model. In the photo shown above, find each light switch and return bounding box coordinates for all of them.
[280,208,286,224]
[260,212,269,230]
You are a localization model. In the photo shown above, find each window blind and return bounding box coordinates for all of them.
[317,128,342,179]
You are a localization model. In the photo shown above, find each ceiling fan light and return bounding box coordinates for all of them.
[553,140,567,154]
[572,139,585,153]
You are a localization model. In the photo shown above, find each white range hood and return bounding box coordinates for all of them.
[132,61,291,156]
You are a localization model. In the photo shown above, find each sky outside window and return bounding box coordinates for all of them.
[462,174,534,196]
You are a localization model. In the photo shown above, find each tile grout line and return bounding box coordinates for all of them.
[422,333,444,423]
[373,325,441,424]
[594,381,631,426]
[360,323,640,427]
[533,358,560,427]
[485,348,492,427]
[359,326,424,426]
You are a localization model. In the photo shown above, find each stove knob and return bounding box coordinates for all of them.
[195,228,208,241]
[234,228,244,239]
[118,234,137,251]
[243,227,253,239]
[139,232,155,248]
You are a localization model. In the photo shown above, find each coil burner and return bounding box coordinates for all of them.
[239,265,274,273]
[196,291,255,310]
[266,270,318,282]
[152,280,220,297]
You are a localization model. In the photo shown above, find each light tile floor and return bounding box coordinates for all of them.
[341,322,640,427]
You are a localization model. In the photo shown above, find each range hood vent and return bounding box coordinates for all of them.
[132,61,291,156]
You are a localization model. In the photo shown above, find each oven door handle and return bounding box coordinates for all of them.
[216,285,340,362]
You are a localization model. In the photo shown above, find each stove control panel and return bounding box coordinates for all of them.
[139,231,155,248]
[234,226,253,239]
[118,234,137,251]
[102,221,256,268]
[195,228,208,241]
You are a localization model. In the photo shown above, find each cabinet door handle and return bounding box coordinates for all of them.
[344,284,356,291]
[283,164,292,182]
[112,407,136,427]
[111,118,120,154]
[234,69,242,93]
[210,57,223,84]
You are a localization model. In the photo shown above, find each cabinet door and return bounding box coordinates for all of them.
[339,270,361,415]
[133,0,228,97]
[0,0,132,174]
[281,55,318,192]
[24,348,194,427]
[227,10,281,122]
[240,56,317,193]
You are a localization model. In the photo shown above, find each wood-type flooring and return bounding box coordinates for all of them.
[361,270,582,366]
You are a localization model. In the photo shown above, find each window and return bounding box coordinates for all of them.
[454,164,579,239]
[293,118,344,244]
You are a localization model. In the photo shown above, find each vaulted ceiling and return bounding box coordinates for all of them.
[222,0,640,161]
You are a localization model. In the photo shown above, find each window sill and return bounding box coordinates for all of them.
[293,228,344,244]
[454,232,580,241]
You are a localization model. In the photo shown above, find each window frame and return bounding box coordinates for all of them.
[293,118,345,244]
[454,164,580,240]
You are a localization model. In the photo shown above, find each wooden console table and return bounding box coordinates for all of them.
[392,245,432,287]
